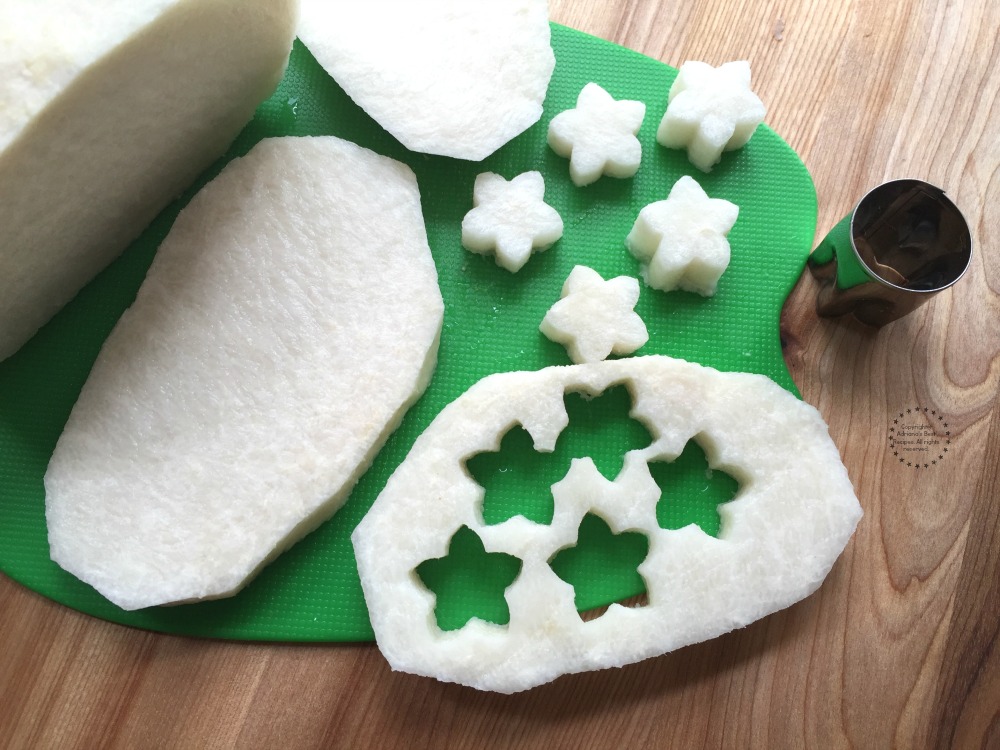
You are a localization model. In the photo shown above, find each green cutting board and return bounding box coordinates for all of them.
[0,24,816,641]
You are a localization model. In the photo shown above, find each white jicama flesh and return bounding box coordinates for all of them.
[0,0,298,363]
[626,175,739,296]
[547,82,646,186]
[656,60,766,172]
[353,356,862,693]
[461,171,564,273]
[539,265,648,363]
[45,135,445,611]
[296,0,554,161]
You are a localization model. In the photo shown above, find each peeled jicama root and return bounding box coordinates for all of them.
[44,135,444,611]
[0,0,298,362]
[353,356,862,693]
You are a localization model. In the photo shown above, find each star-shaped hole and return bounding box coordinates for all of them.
[465,384,654,526]
[461,171,564,272]
[657,60,766,172]
[649,437,741,537]
[549,513,650,619]
[539,265,648,364]
[466,424,555,525]
[415,526,522,632]
[547,82,646,186]
[626,175,739,296]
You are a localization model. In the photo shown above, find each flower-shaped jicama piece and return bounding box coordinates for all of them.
[540,265,648,363]
[626,175,738,296]
[547,83,646,186]
[657,60,766,172]
[461,171,563,272]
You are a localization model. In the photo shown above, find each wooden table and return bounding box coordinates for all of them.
[3,2,998,747]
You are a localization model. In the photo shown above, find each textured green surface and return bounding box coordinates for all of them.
[0,24,816,641]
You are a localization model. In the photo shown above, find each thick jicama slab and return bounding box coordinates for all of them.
[0,0,298,362]
[296,0,554,161]
[353,356,861,692]
[44,135,444,611]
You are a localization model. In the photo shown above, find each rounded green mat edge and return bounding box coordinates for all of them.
[0,24,817,642]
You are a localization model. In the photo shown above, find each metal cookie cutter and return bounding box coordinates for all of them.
[807,179,973,327]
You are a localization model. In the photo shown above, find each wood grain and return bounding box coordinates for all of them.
[2,2,999,748]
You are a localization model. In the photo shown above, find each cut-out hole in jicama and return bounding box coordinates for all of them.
[650,437,741,537]
[415,526,522,632]
[465,383,654,526]
[465,424,556,525]
[549,513,650,618]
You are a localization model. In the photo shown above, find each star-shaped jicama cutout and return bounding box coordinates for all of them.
[657,60,766,172]
[626,175,738,296]
[547,82,646,186]
[461,171,564,272]
[539,265,648,364]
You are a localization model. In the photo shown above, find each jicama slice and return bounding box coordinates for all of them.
[296,0,554,161]
[353,356,861,693]
[45,135,444,611]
